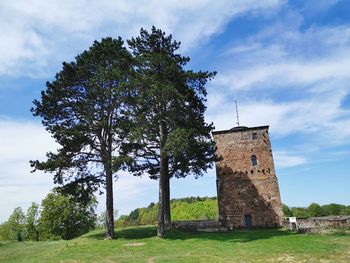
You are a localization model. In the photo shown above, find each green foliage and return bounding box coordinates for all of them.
[128,209,140,220]
[340,206,350,215]
[308,203,324,217]
[124,200,350,224]
[125,26,217,236]
[291,207,309,218]
[25,203,40,241]
[125,26,217,179]
[117,197,218,226]
[282,204,292,217]
[39,190,96,240]
[171,198,218,221]
[0,206,38,241]
[30,36,133,186]
[5,207,26,241]
[321,203,346,216]
[31,36,134,238]
[283,203,350,218]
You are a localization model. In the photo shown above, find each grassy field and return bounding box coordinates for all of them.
[0,227,349,263]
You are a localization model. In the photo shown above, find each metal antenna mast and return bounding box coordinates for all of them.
[233,87,239,127]
[235,99,240,127]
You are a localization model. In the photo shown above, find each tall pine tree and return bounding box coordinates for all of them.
[126,27,217,237]
[31,37,132,239]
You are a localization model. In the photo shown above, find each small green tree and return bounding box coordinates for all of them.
[39,189,96,240]
[25,202,40,241]
[0,222,11,240]
[290,207,309,218]
[307,203,324,217]
[7,207,26,241]
[341,206,350,215]
[282,204,292,217]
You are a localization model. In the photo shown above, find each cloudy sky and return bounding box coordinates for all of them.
[1,0,350,222]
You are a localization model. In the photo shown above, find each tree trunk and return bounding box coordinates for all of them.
[157,120,167,238]
[164,158,171,227]
[157,168,165,237]
[105,162,115,239]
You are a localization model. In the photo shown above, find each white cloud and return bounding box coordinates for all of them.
[216,24,350,90]
[274,151,306,168]
[0,119,57,222]
[216,57,350,90]
[0,119,57,162]
[207,80,350,148]
[300,0,341,15]
[0,0,283,77]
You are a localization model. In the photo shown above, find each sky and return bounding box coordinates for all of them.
[1,0,350,222]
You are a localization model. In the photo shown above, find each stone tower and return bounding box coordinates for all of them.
[212,126,283,229]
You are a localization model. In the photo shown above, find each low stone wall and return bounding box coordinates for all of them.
[172,220,228,232]
[283,216,350,233]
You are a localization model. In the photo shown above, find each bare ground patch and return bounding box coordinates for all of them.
[123,242,146,247]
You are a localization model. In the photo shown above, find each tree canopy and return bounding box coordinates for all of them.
[125,27,217,236]
[31,37,133,239]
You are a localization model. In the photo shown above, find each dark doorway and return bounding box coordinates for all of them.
[244,215,252,229]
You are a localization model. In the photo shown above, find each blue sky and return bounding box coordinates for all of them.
[1,0,350,222]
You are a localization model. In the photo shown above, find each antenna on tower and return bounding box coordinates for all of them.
[235,99,240,127]
[232,85,240,127]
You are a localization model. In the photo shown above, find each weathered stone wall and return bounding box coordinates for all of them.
[213,126,284,229]
[172,220,228,232]
[283,216,350,233]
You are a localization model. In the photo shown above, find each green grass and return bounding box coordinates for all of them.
[0,227,349,262]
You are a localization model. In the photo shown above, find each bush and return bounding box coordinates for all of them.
[307,203,324,217]
[39,190,96,240]
[283,204,292,217]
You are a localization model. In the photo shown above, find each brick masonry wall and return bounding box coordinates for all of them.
[213,126,284,229]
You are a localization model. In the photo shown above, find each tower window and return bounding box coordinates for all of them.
[252,132,257,139]
[251,155,257,166]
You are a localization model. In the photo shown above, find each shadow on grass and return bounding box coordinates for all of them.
[165,228,299,243]
[85,226,299,243]
[86,226,157,240]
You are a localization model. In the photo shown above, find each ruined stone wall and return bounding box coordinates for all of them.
[213,126,284,229]
[172,220,228,232]
[284,216,350,233]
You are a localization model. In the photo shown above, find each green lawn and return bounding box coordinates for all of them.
[0,227,349,262]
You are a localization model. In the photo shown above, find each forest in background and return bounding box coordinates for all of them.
[116,197,350,227]
[2,194,350,241]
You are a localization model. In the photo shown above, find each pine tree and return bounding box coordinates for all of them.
[126,27,217,237]
[31,37,132,239]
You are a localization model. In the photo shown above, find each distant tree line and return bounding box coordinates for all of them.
[116,196,217,227]
[0,189,96,241]
[283,203,350,218]
[2,194,350,241]
[117,198,350,227]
